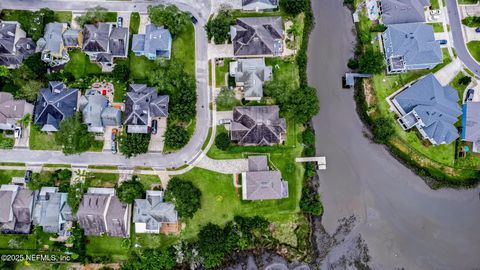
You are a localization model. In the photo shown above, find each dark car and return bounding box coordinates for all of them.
[191,15,198,24]
[111,141,117,154]
[117,17,123,28]
[151,120,158,135]
[24,170,32,183]
[437,39,447,45]
[465,89,475,103]
[476,27,480,33]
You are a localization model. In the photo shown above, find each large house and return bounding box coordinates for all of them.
[242,156,288,200]
[37,23,82,67]
[0,92,33,131]
[0,21,36,69]
[83,23,129,67]
[133,190,179,234]
[79,90,121,133]
[230,17,284,56]
[230,106,286,146]
[0,185,36,234]
[229,58,272,101]
[34,81,79,132]
[461,102,480,152]
[382,22,442,73]
[379,0,429,25]
[132,24,172,60]
[124,84,169,134]
[76,188,130,237]
[242,0,278,11]
[32,187,74,236]
[390,74,462,145]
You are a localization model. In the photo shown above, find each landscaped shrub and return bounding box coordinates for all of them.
[372,117,395,144]
[370,23,386,33]
[458,75,472,86]
[358,47,386,74]
[116,177,145,204]
[164,124,189,150]
[299,186,323,216]
[119,132,151,158]
[165,177,201,219]
[280,0,307,15]
[205,10,234,44]
[348,58,359,70]
[214,132,230,150]
[302,127,315,146]
[462,16,480,27]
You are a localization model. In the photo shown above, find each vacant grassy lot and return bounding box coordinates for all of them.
[0,170,25,185]
[172,23,196,76]
[29,125,62,151]
[130,12,140,34]
[86,235,128,261]
[64,50,102,79]
[0,234,37,250]
[133,233,179,250]
[86,172,119,188]
[467,41,480,62]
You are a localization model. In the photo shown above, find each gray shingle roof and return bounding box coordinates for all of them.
[34,81,79,132]
[242,0,278,10]
[461,102,480,145]
[0,22,16,54]
[43,23,66,55]
[231,106,286,146]
[0,92,34,129]
[133,190,178,231]
[32,187,70,234]
[132,25,172,59]
[383,23,442,72]
[109,27,128,56]
[79,90,121,132]
[232,58,272,99]
[63,29,81,47]
[380,0,429,25]
[83,23,111,53]
[242,156,288,200]
[0,21,35,68]
[231,17,284,56]
[393,74,462,145]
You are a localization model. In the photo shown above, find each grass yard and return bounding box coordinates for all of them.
[86,172,119,188]
[449,71,470,101]
[0,132,14,149]
[467,41,480,63]
[427,22,444,33]
[136,174,161,189]
[215,58,232,87]
[133,233,179,250]
[130,12,140,34]
[86,236,129,261]
[172,23,196,76]
[0,170,25,185]
[0,234,37,250]
[104,12,118,22]
[29,125,61,151]
[128,52,156,82]
[53,11,72,23]
[266,57,300,90]
[64,50,102,79]
[430,0,440,10]
[458,0,479,3]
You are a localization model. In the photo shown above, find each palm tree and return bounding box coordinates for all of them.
[16,113,31,128]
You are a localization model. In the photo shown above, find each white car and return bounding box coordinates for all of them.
[14,127,22,139]
[218,119,231,125]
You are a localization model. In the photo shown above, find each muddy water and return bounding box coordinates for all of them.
[308,0,480,269]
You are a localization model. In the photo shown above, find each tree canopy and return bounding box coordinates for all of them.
[358,47,385,74]
[122,248,176,270]
[75,6,111,27]
[112,62,130,82]
[119,132,151,158]
[280,0,307,15]
[287,86,320,124]
[164,124,189,150]
[214,132,230,150]
[148,5,191,37]
[205,10,234,44]
[116,177,145,204]
[165,177,201,219]
[55,113,95,155]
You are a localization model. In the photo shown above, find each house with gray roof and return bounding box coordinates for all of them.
[37,22,82,67]
[230,17,284,56]
[133,190,178,234]
[461,102,480,152]
[0,185,36,234]
[0,21,36,69]
[230,58,272,101]
[382,22,442,73]
[83,23,129,67]
[32,187,73,236]
[76,188,130,237]
[125,84,169,134]
[242,0,278,11]
[242,156,288,200]
[79,90,121,133]
[0,92,33,131]
[379,0,429,25]
[132,24,172,60]
[34,81,79,132]
[231,106,286,146]
[390,74,462,145]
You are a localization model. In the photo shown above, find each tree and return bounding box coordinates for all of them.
[55,113,96,155]
[165,125,189,150]
[205,10,234,44]
[264,79,295,110]
[302,127,315,146]
[67,182,86,213]
[75,6,110,27]
[280,0,307,15]
[215,132,230,150]
[116,177,145,204]
[18,80,42,103]
[372,117,395,144]
[458,75,472,86]
[119,132,151,158]
[0,66,9,77]
[165,177,201,219]
[148,5,191,37]
[462,16,480,27]
[216,88,238,110]
[122,248,177,270]
[287,86,319,124]
[197,223,228,268]
[300,186,323,216]
[358,47,385,74]
[113,62,130,82]
[24,53,48,79]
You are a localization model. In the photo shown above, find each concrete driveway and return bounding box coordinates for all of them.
[434,58,463,86]
[148,117,166,153]
[102,127,115,152]
[216,111,233,124]
[14,125,30,149]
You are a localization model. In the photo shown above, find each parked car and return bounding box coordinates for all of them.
[151,120,158,135]
[191,15,198,24]
[14,127,22,139]
[111,141,117,154]
[117,17,123,28]
[218,119,231,125]
[437,39,447,45]
[476,27,480,33]
[465,89,475,103]
[24,170,32,183]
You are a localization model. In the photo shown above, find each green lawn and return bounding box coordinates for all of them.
[128,53,156,82]
[266,57,300,90]
[133,233,179,250]
[0,132,14,149]
[449,71,470,101]
[458,0,479,3]
[64,50,102,79]
[0,234,37,250]
[427,22,444,33]
[136,174,161,189]
[430,0,440,10]
[0,170,25,185]
[215,58,232,87]
[130,12,140,34]
[53,11,72,23]
[29,125,61,151]
[172,23,196,76]
[104,12,118,22]
[86,172,119,188]
[467,41,480,62]
[86,235,128,261]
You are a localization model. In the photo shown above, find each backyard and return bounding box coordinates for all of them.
[64,50,102,79]
[86,235,129,261]
[467,41,480,62]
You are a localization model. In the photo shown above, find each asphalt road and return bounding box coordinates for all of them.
[309,0,480,269]
[446,0,480,77]
[0,0,212,168]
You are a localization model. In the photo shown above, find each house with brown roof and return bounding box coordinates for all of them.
[241,156,288,200]
[0,185,36,234]
[0,92,33,131]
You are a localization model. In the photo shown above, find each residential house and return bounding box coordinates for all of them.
[34,81,79,132]
[242,0,278,11]
[230,17,284,56]
[379,0,429,25]
[382,22,442,73]
[230,106,286,146]
[132,24,172,60]
[461,102,480,152]
[32,187,74,236]
[0,21,36,69]
[37,22,82,67]
[79,90,121,133]
[0,92,33,131]
[63,29,83,48]
[0,185,36,234]
[133,190,179,234]
[83,23,129,67]
[390,74,462,145]
[76,188,130,237]
[242,156,288,200]
[229,58,272,101]
[124,84,169,134]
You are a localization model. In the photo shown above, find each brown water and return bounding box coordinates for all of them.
[308,0,480,269]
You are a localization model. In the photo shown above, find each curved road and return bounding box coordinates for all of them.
[0,0,212,169]
[446,0,480,77]
[309,0,480,269]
